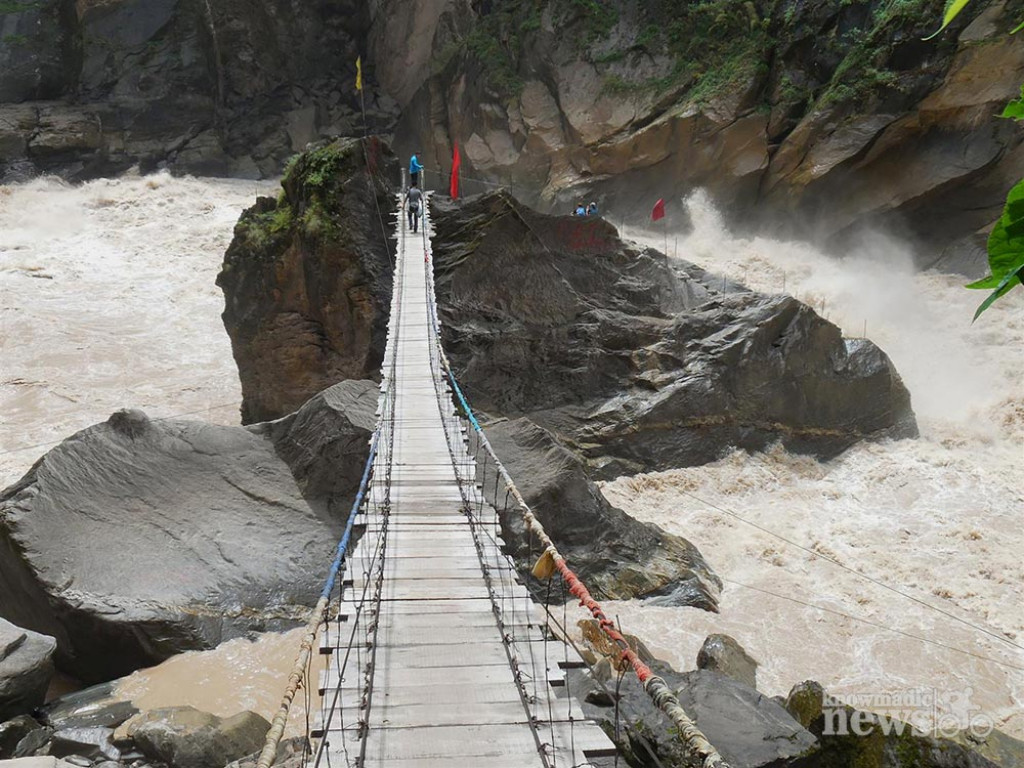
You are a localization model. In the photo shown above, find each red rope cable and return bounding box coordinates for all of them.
[554,559,653,684]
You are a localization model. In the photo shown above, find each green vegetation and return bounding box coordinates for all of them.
[927,1,1024,318]
[0,1,41,13]
[2,32,29,45]
[813,0,944,108]
[582,0,776,102]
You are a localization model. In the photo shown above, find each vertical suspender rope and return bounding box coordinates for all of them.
[425,296,731,768]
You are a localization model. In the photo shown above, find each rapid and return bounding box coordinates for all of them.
[0,177,1021,737]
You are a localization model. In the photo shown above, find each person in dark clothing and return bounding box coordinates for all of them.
[406,184,423,232]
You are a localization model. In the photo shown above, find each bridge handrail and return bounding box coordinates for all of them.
[422,225,731,768]
[254,425,382,768]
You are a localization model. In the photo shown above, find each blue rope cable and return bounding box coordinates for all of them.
[319,426,381,601]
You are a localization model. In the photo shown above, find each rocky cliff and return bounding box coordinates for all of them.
[431,190,917,477]
[389,0,1024,271]
[218,137,397,424]
[2,0,1020,270]
[0,0,399,180]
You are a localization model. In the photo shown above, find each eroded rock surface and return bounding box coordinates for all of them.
[430,192,917,477]
[392,0,1023,271]
[0,0,398,181]
[0,381,377,681]
[475,418,721,608]
[218,137,397,424]
[0,620,55,722]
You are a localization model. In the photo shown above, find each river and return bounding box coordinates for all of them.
[1,177,1021,738]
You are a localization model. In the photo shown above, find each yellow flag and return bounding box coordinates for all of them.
[355,56,362,92]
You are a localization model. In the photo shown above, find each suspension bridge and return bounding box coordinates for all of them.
[254,185,730,768]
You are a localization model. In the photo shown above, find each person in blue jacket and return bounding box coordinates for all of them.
[409,152,424,188]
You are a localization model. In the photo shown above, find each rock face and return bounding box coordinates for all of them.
[0,0,79,104]
[696,634,758,690]
[127,707,270,768]
[0,619,56,722]
[571,661,818,767]
[218,137,398,424]
[476,419,720,607]
[0,381,377,681]
[0,0,398,180]
[781,680,1017,768]
[430,192,917,477]
[391,0,1024,271]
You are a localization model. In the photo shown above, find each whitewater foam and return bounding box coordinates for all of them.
[612,191,1024,736]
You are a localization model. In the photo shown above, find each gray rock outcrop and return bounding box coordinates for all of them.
[127,707,269,768]
[430,192,917,477]
[392,0,1023,272]
[476,418,721,608]
[696,634,758,690]
[0,381,377,682]
[218,138,398,424]
[0,620,56,722]
[0,0,398,181]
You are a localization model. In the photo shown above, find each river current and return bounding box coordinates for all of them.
[1,176,1021,737]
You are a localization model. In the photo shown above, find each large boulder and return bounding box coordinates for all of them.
[430,191,917,478]
[125,707,269,768]
[0,380,377,682]
[0,620,55,722]
[218,137,398,424]
[570,661,818,768]
[477,418,720,608]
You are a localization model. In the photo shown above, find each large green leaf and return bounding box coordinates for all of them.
[973,264,1024,321]
[985,178,1024,279]
[1002,85,1024,120]
[966,178,1024,317]
[924,0,973,40]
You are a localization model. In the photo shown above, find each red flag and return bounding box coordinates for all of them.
[450,143,461,199]
[651,198,665,222]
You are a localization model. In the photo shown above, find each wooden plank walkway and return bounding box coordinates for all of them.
[309,195,616,767]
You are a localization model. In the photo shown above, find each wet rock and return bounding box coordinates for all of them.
[0,716,42,760]
[477,419,721,607]
[431,191,917,476]
[696,634,758,690]
[570,662,818,768]
[784,680,825,729]
[37,683,133,731]
[0,619,56,721]
[48,728,118,762]
[0,381,377,681]
[12,727,52,758]
[128,707,270,768]
[784,679,1018,768]
[0,759,80,768]
[218,137,398,424]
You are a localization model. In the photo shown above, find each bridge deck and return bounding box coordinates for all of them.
[312,197,614,767]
